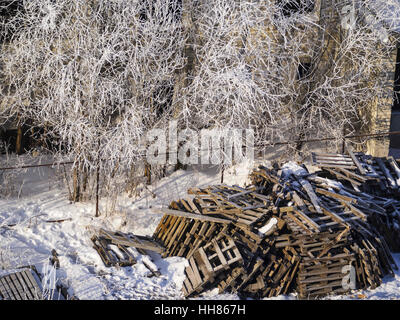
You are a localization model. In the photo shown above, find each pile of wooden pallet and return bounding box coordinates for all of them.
[309,150,400,251]
[310,150,400,197]
[152,151,399,299]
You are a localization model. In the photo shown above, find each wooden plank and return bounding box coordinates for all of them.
[336,168,368,182]
[387,156,400,185]
[197,247,214,275]
[20,270,42,300]
[314,157,354,164]
[298,178,322,214]
[151,208,232,224]
[376,158,397,188]
[315,188,356,204]
[227,187,261,199]
[341,203,367,220]
[0,277,9,299]
[100,229,165,253]
[185,263,198,289]
[293,209,320,232]
[321,170,360,187]
[9,273,27,300]
[0,277,14,300]
[3,274,22,300]
[314,155,353,162]
[188,256,203,287]
[346,147,366,175]
[186,198,201,214]
[313,152,351,158]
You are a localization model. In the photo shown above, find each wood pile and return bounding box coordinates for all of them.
[152,151,400,299]
[310,150,400,251]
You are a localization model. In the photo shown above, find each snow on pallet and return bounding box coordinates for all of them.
[311,149,400,194]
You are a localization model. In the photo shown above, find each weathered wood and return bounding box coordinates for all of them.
[0,269,43,300]
[100,229,165,254]
[150,153,400,299]
[151,208,232,224]
[346,147,366,175]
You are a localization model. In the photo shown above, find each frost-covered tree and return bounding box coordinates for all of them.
[176,0,400,153]
[0,0,185,201]
[0,0,399,205]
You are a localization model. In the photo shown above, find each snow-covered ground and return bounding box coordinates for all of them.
[1,159,400,300]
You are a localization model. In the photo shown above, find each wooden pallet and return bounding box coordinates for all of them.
[153,199,230,258]
[195,237,243,273]
[297,251,356,299]
[99,228,165,254]
[182,255,212,297]
[0,269,43,300]
[311,152,356,170]
[92,235,137,267]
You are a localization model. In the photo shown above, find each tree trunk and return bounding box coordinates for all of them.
[95,164,100,217]
[72,166,80,202]
[16,124,23,155]
[145,162,151,185]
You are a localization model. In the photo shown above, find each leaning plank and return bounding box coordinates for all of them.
[298,178,323,214]
[387,156,400,185]
[346,147,366,175]
[375,158,397,188]
[315,188,356,204]
[151,208,232,224]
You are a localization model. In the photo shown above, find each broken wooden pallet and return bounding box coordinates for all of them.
[311,152,356,170]
[99,228,165,254]
[91,235,137,267]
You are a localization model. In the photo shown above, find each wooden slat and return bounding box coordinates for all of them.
[3,274,21,300]
[21,270,43,300]
[9,273,27,300]
[347,148,366,175]
[376,158,397,188]
[151,208,232,224]
[0,277,14,300]
[298,178,323,214]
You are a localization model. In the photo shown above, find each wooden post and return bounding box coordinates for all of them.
[16,124,23,155]
[95,139,101,217]
[95,165,100,217]
[63,164,73,201]
[72,166,80,202]
[341,138,346,154]
[341,126,347,154]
